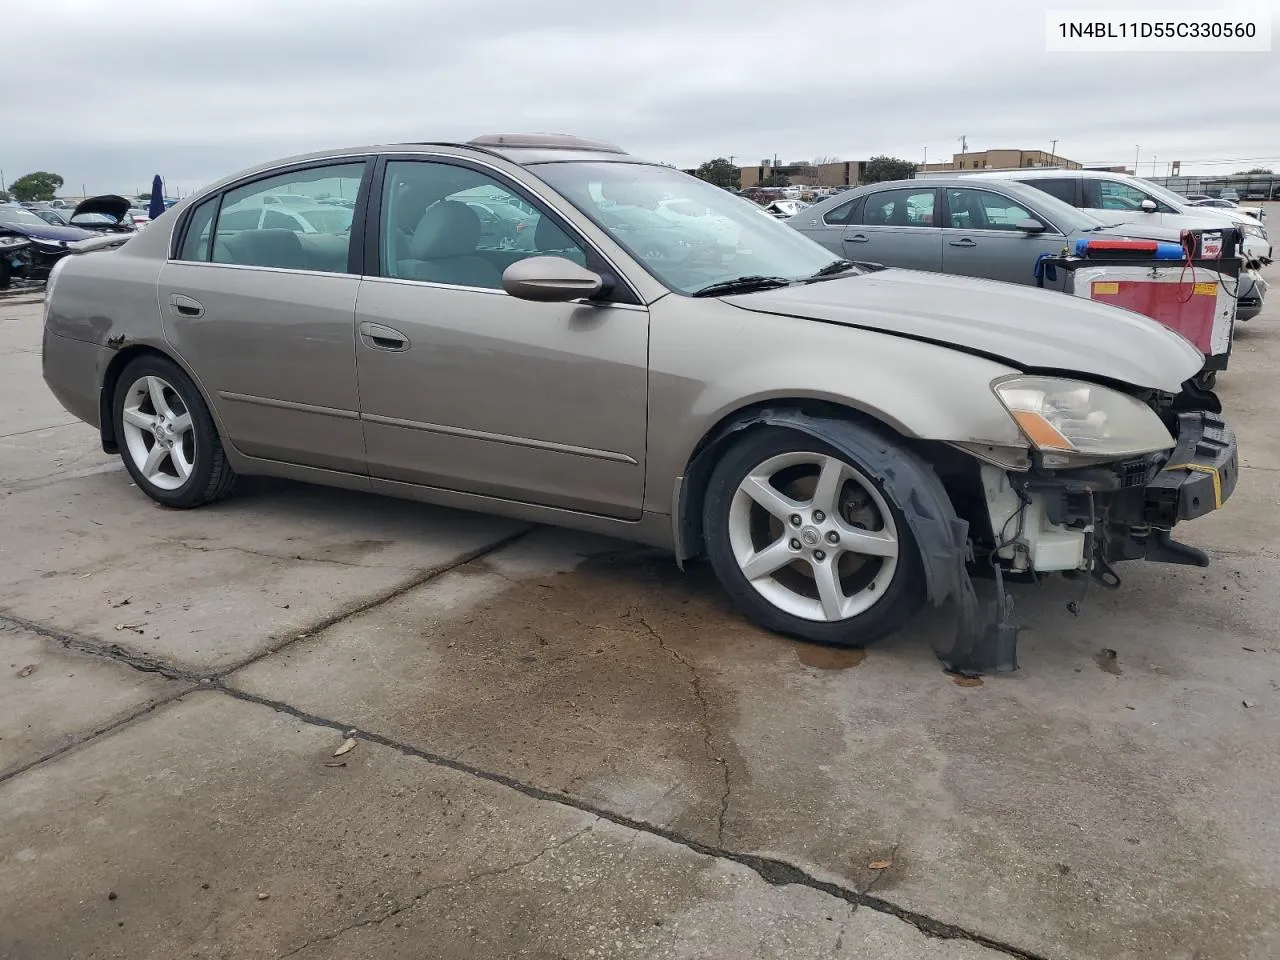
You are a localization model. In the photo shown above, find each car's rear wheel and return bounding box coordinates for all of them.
[702,429,924,647]
[112,355,236,508]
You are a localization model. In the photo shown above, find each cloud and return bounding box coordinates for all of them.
[5,0,1278,195]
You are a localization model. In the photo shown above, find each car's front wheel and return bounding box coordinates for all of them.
[112,354,236,508]
[702,429,924,647]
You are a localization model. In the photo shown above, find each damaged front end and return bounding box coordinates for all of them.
[960,381,1237,672]
[0,232,33,289]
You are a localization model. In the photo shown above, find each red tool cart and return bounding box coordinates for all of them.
[1037,229,1241,388]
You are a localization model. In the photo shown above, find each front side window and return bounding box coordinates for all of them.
[945,189,1040,231]
[533,161,845,295]
[1096,180,1156,211]
[862,188,935,228]
[210,162,365,272]
[379,160,588,290]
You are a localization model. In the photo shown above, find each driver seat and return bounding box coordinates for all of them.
[399,201,501,288]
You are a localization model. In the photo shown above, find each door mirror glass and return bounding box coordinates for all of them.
[502,256,604,302]
[1015,218,1047,233]
[1140,198,1158,213]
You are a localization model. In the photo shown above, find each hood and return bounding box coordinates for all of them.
[0,220,98,243]
[725,269,1204,392]
[71,194,132,223]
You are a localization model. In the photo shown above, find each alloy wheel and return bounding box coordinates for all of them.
[119,375,196,491]
[727,451,899,622]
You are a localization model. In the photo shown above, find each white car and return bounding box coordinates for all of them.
[1186,196,1266,223]
[973,169,1271,264]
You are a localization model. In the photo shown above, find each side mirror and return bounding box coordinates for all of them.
[1015,218,1047,233]
[1140,198,1158,213]
[502,256,604,302]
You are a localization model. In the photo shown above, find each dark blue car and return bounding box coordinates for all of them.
[0,204,97,281]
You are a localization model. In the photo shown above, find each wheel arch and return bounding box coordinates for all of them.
[99,344,219,454]
[673,401,975,616]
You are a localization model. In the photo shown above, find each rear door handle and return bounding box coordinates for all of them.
[948,238,978,247]
[359,321,410,352]
[168,293,204,317]
[844,234,870,243]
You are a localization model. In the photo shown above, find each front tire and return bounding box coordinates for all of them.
[702,428,924,648]
[112,354,236,508]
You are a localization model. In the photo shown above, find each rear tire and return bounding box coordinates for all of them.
[112,354,236,508]
[702,428,924,648]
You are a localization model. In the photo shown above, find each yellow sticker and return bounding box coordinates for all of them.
[1092,281,1119,295]
[1193,282,1217,296]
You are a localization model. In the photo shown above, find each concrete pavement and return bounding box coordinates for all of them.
[2,263,1278,959]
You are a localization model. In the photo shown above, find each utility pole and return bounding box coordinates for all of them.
[1152,155,1158,177]
[1050,138,1058,158]
[1134,144,1140,175]
[923,146,928,167]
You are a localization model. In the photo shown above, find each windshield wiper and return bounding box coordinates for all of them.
[803,259,859,281]
[690,275,793,298]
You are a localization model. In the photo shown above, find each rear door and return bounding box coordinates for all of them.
[158,159,371,473]
[842,186,941,271]
[940,186,1068,286]
[794,195,863,256]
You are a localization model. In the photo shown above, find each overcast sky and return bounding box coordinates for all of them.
[4,0,1278,197]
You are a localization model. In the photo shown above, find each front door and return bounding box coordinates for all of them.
[842,186,942,271]
[354,157,648,519]
[158,160,371,473]
[940,186,1068,287]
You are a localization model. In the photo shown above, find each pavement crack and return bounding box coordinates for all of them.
[143,536,416,571]
[0,612,205,682]
[0,685,192,784]
[275,824,595,959]
[630,609,731,845]
[209,684,1053,960]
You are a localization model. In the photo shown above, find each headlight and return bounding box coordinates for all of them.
[32,237,67,249]
[1241,222,1265,239]
[992,376,1174,465]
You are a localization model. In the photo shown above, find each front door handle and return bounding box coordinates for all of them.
[359,321,410,352]
[948,238,978,247]
[168,293,204,318]
[844,234,870,243]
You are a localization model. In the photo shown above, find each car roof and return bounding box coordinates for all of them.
[186,136,653,206]
[969,169,1147,182]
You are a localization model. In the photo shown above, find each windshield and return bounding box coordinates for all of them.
[0,207,48,227]
[532,161,840,294]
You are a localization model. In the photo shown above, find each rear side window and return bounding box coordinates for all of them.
[822,197,861,225]
[176,197,218,261]
[1023,178,1076,206]
[211,162,366,272]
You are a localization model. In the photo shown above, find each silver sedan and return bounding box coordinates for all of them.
[40,134,1237,672]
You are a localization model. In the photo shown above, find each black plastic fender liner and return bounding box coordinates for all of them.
[680,409,1014,673]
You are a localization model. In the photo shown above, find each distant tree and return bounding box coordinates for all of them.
[862,156,917,184]
[695,158,740,190]
[813,155,840,166]
[1235,167,1273,175]
[9,171,64,202]
[759,171,790,187]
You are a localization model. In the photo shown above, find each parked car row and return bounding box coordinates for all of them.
[788,173,1268,321]
[39,133,1239,672]
[0,195,155,286]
